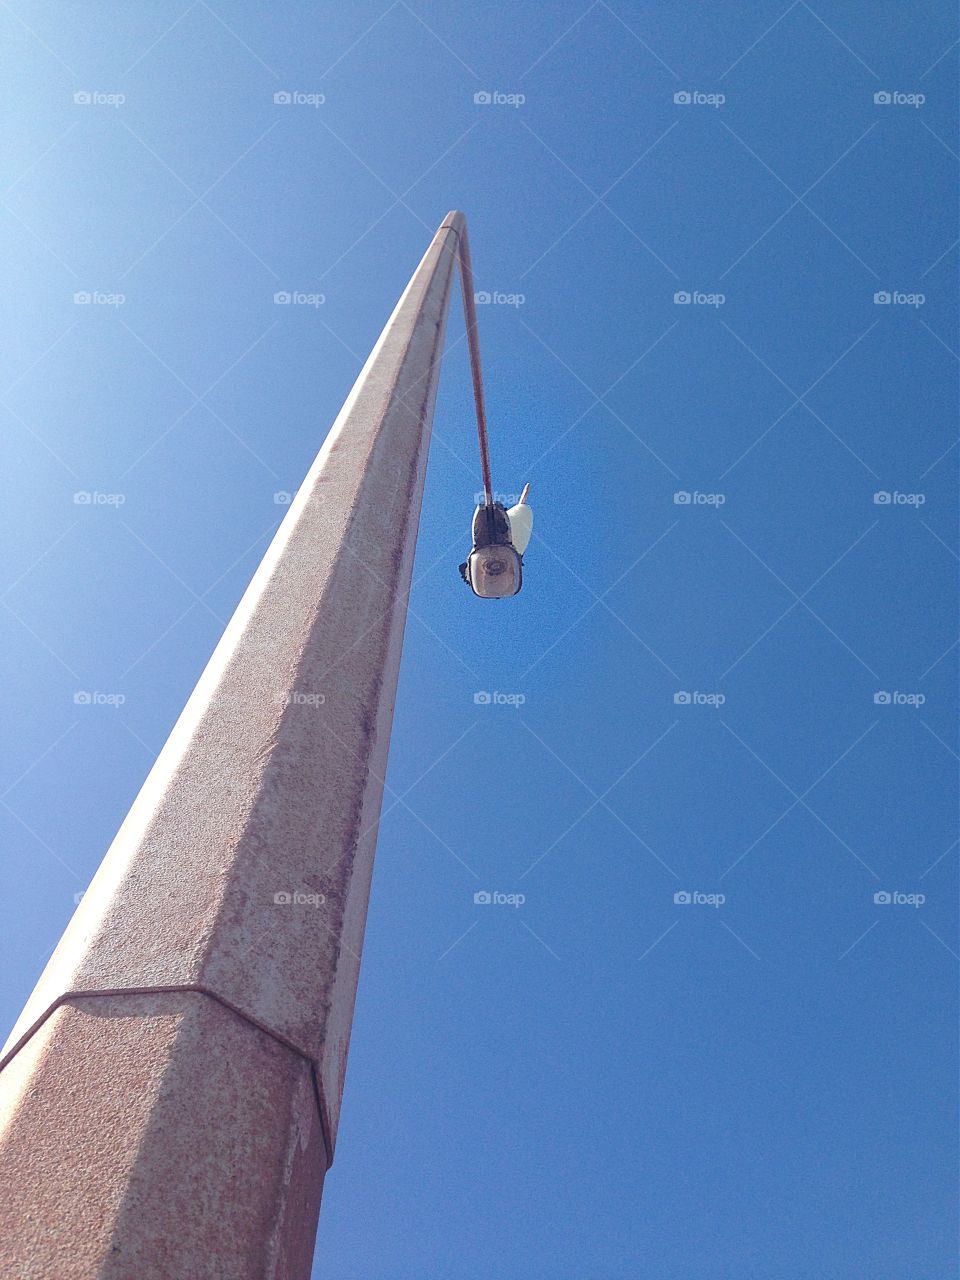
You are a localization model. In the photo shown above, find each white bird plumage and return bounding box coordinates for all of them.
[505,483,532,555]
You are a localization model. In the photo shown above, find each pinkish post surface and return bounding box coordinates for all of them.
[0,212,465,1279]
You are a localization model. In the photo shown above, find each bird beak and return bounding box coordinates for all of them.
[519,483,530,505]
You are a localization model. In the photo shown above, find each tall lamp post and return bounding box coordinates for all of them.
[0,211,473,1279]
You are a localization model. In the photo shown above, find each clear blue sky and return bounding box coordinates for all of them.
[1,3,957,1277]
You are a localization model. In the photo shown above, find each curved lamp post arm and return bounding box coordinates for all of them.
[453,219,495,508]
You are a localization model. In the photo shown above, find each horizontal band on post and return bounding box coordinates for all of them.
[0,984,335,1170]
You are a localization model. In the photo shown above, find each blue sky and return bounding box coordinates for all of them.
[1,2,957,1277]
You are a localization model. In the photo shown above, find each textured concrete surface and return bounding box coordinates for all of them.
[0,212,463,1277]
[0,995,324,1280]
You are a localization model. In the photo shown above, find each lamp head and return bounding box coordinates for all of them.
[466,543,522,598]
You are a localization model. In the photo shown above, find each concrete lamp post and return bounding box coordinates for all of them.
[0,211,473,1279]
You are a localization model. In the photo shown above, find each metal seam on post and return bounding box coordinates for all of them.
[0,985,335,1168]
